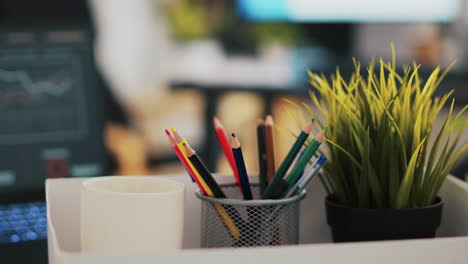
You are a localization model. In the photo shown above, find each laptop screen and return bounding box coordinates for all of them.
[0,28,107,203]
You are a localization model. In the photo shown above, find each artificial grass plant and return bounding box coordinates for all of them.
[289,48,467,209]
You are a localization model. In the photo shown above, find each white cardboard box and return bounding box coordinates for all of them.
[46,175,468,264]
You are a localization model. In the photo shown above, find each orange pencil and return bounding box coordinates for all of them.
[265,115,276,182]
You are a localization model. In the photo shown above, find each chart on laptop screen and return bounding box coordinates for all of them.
[0,50,87,144]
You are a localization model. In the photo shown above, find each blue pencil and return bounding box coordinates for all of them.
[284,155,328,198]
[231,133,253,200]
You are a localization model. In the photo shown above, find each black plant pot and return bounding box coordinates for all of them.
[325,195,443,242]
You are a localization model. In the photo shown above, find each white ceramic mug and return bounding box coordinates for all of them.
[80,176,185,254]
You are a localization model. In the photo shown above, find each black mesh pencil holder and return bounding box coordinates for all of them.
[196,183,306,248]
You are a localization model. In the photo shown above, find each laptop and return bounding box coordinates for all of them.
[0,25,108,263]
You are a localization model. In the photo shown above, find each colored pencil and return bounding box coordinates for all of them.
[170,126,211,194]
[259,155,327,243]
[231,133,253,200]
[183,143,245,241]
[284,128,326,187]
[213,116,241,189]
[265,115,275,182]
[293,147,307,184]
[170,127,241,240]
[165,129,197,185]
[183,143,226,198]
[257,123,268,194]
[283,155,327,198]
[262,120,313,199]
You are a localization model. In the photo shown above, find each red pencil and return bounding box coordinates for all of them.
[165,129,207,194]
[213,116,241,189]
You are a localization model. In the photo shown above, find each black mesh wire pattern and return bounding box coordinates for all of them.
[196,183,306,248]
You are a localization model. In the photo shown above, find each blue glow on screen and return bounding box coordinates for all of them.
[237,0,461,23]
[237,0,289,21]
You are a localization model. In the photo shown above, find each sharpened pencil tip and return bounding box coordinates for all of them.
[213,116,225,130]
[181,142,195,156]
[315,130,326,142]
[304,121,313,134]
[164,129,171,136]
[230,133,240,148]
[170,126,177,132]
[265,115,274,126]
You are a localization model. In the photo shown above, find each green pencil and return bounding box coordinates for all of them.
[262,120,314,199]
[284,128,326,188]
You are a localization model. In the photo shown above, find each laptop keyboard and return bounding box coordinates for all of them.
[0,201,47,243]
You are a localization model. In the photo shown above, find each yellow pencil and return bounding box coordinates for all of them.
[170,126,212,194]
[170,126,240,240]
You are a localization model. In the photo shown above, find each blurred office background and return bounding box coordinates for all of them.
[0,0,467,262]
[90,0,468,176]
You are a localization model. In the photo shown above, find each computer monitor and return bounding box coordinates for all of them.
[237,0,462,23]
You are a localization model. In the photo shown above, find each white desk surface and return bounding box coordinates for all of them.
[46,174,468,264]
